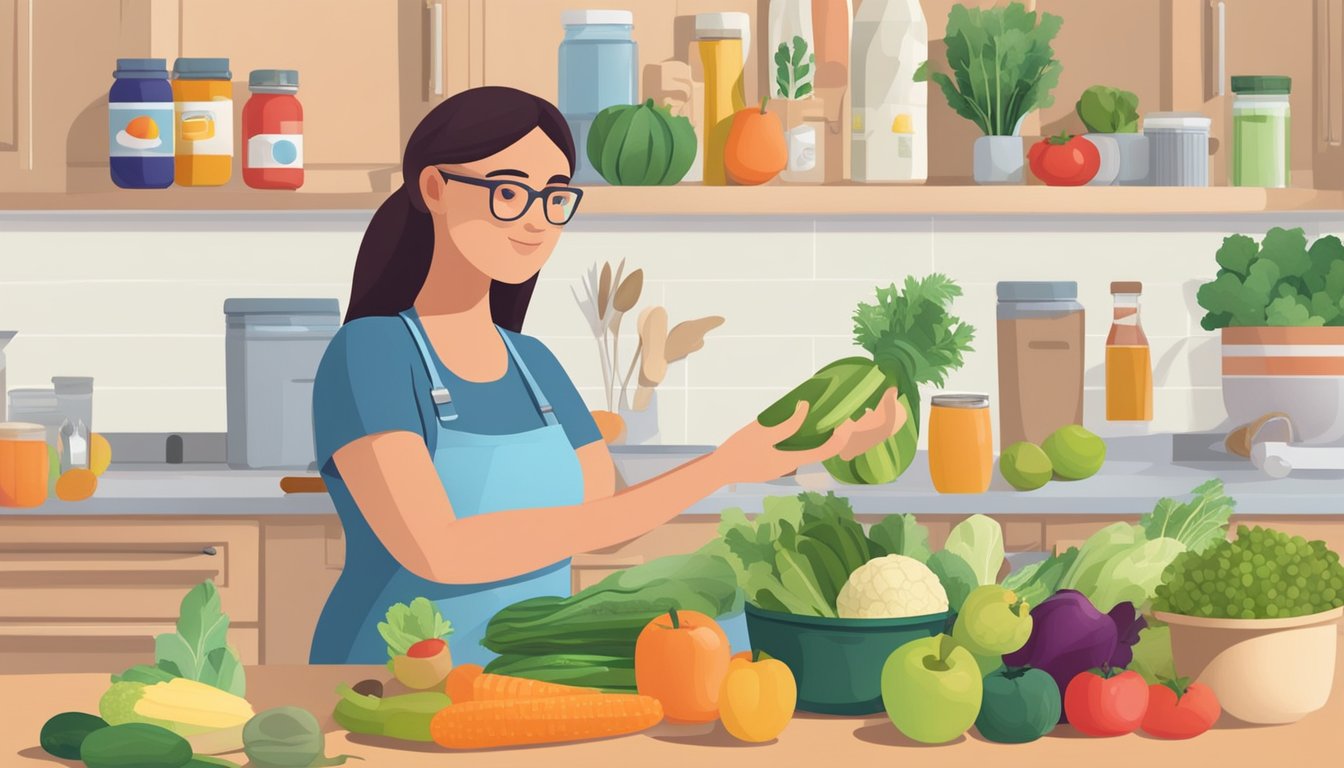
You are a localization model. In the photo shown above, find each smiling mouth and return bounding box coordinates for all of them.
[509,238,543,248]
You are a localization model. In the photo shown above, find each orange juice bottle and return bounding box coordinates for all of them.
[928,394,993,494]
[0,422,49,507]
[1106,281,1153,421]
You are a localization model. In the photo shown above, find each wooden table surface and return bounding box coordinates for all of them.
[10,646,1341,768]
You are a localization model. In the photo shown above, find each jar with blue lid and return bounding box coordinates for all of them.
[558,10,638,184]
[109,58,175,189]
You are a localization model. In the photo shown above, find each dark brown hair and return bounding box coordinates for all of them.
[344,86,576,331]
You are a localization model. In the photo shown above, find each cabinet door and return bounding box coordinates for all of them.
[1316,0,1344,188]
[0,0,151,193]
[176,0,454,193]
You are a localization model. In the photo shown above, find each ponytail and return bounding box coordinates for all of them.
[344,184,434,324]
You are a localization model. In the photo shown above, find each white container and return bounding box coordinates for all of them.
[781,119,826,183]
[768,0,814,100]
[1144,112,1211,186]
[225,298,340,469]
[7,388,61,447]
[1085,133,1150,185]
[851,0,927,182]
[972,135,1023,184]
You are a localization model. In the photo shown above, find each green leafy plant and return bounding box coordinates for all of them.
[774,36,814,99]
[924,2,1063,136]
[113,580,246,697]
[1196,226,1344,329]
[1076,85,1140,133]
[377,597,453,670]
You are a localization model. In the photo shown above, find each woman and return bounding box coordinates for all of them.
[309,86,905,666]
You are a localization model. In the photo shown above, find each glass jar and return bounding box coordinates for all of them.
[696,24,746,186]
[172,57,233,186]
[1231,75,1291,188]
[52,377,93,472]
[243,69,303,190]
[0,422,49,507]
[109,58,175,189]
[1106,282,1153,421]
[996,282,1085,447]
[558,11,638,184]
[8,388,62,447]
[928,394,993,494]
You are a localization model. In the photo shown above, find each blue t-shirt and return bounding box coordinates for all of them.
[312,310,601,475]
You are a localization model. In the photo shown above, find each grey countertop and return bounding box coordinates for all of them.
[5,436,1342,518]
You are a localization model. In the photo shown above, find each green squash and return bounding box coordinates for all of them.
[587,100,697,185]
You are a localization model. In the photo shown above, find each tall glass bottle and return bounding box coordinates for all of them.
[1106,282,1153,421]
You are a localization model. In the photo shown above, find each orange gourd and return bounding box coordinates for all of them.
[723,98,787,186]
[634,609,730,723]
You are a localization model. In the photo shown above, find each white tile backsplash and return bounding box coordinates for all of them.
[0,212,1312,442]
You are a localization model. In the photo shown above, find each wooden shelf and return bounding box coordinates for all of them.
[2,185,1342,216]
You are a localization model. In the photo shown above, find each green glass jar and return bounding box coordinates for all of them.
[1231,75,1291,188]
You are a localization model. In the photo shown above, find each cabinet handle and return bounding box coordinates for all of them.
[431,1,444,97]
[201,546,218,556]
[1216,1,1226,97]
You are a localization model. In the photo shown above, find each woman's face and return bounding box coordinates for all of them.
[420,127,572,285]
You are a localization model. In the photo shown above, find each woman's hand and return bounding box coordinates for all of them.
[713,387,908,484]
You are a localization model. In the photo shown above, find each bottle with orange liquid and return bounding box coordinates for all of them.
[1106,281,1153,421]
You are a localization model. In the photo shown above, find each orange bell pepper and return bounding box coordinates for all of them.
[718,656,797,743]
[634,609,730,723]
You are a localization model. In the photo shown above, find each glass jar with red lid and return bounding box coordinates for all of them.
[243,69,303,190]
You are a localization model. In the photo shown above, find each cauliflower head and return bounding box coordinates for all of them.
[836,554,948,619]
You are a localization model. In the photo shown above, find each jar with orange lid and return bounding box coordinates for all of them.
[928,393,993,494]
[0,422,49,507]
[172,57,233,186]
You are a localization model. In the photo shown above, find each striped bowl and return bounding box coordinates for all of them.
[1221,327,1344,444]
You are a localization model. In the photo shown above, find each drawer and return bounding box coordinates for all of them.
[0,622,259,675]
[0,520,260,623]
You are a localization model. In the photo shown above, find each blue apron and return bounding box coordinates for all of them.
[310,311,584,666]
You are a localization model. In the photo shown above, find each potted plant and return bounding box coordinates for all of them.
[923,2,1063,185]
[1076,85,1148,185]
[1152,524,1344,724]
[1196,227,1344,444]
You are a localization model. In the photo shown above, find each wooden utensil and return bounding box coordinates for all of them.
[597,261,612,321]
[280,476,327,494]
[664,315,724,362]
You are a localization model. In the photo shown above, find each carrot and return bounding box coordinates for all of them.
[429,694,663,749]
[446,663,484,703]
[471,672,597,702]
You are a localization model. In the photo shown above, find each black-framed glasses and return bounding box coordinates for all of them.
[438,171,583,225]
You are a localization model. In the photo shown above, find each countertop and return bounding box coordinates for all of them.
[9,649,1342,767]
[8,436,1344,517]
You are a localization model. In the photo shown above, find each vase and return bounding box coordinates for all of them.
[972,135,1024,184]
[617,390,660,445]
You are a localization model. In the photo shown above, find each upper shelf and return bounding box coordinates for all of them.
[1,185,1342,217]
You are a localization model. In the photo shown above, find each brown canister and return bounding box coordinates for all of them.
[997,282,1085,447]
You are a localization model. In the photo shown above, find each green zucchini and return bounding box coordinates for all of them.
[80,722,192,768]
[40,711,108,760]
[485,654,637,692]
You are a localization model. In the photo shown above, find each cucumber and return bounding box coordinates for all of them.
[80,722,193,768]
[40,711,108,760]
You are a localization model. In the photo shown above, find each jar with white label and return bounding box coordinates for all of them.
[172,58,233,186]
[243,70,304,190]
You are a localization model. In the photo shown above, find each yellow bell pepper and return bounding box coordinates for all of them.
[717,656,797,743]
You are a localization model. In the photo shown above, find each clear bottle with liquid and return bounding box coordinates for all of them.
[59,418,90,473]
[1105,282,1153,421]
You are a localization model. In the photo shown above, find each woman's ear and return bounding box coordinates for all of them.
[420,166,447,214]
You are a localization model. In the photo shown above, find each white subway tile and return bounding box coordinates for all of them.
[543,335,686,395]
[933,229,1227,283]
[4,335,225,388]
[685,388,790,445]
[552,222,814,281]
[1082,387,1229,438]
[662,279,879,337]
[813,220,934,279]
[88,388,227,433]
[685,336,813,388]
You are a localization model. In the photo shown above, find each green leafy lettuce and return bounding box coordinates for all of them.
[925,550,978,613]
[378,597,453,668]
[1076,85,1139,133]
[1197,227,1344,329]
[942,514,1005,586]
[867,514,932,562]
[113,580,246,697]
[925,2,1064,136]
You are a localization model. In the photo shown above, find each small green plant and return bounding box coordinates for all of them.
[1076,85,1140,133]
[921,2,1063,136]
[774,36,814,99]
[1196,226,1344,329]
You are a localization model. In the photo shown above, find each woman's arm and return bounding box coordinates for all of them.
[334,389,906,585]
[576,440,616,501]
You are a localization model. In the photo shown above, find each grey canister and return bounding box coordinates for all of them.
[996,282,1085,448]
[224,298,340,469]
[1144,112,1211,186]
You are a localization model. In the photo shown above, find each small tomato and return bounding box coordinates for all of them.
[1028,133,1101,186]
[1063,668,1149,737]
[1140,678,1220,739]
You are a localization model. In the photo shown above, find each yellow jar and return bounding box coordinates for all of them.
[928,394,993,494]
[696,26,745,186]
[172,58,233,186]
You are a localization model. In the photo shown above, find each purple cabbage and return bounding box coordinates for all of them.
[1002,590,1147,722]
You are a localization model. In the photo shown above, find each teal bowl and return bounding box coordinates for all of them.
[743,603,951,715]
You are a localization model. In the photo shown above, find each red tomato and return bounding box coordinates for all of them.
[1028,133,1101,186]
[1063,669,1149,737]
[1141,680,1220,739]
[407,638,447,658]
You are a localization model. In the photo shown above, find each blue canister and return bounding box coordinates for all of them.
[109,58,175,188]
[558,10,638,184]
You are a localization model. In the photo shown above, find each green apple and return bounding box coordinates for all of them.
[881,634,983,744]
[952,585,1033,657]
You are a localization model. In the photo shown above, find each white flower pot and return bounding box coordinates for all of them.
[1084,132,1150,185]
[973,135,1024,185]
